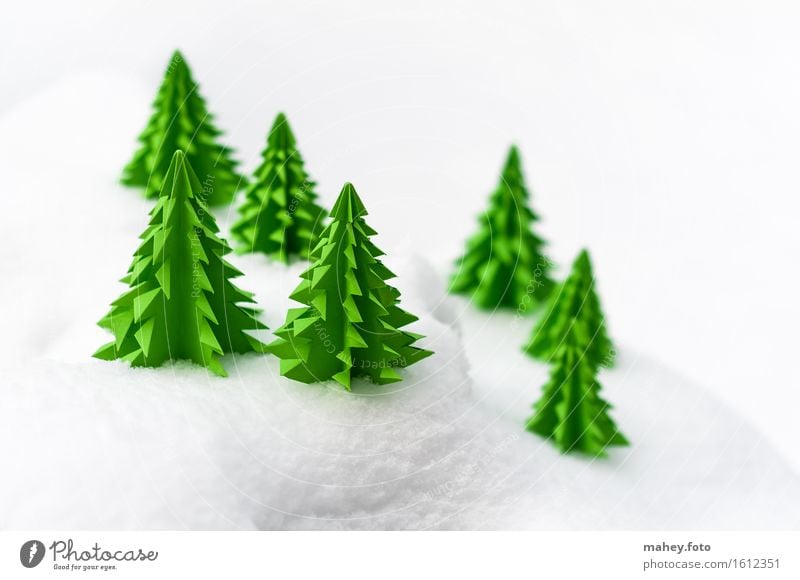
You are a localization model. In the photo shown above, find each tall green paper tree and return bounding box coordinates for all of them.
[268,182,433,390]
[526,332,628,457]
[231,113,327,261]
[524,249,615,369]
[121,50,245,206]
[450,145,554,310]
[95,150,265,376]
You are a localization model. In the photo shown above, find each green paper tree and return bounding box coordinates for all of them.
[450,145,554,311]
[121,50,245,206]
[524,249,615,369]
[268,182,433,390]
[526,333,628,457]
[231,113,327,261]
[95,150,265,376]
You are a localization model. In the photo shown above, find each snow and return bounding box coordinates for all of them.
[1,73,799,530]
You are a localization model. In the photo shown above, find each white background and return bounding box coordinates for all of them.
[2,0,799,470]
[0,532,797,579]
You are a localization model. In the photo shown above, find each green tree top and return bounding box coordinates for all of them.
[524,249,615,369]
[231,112,328,261]
[121,50,245,206]
[96,150,265,376]
[526,330,628,457]
[268,182,433,390]
[450,145,554,311]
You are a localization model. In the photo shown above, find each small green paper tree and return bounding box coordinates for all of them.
[526,333,628,456]
[524,249,615,369]
[450,145,554,311]
[121,50,245,206]
[231,113,327,261]
[95,150,265,376]
[268,182,433,390]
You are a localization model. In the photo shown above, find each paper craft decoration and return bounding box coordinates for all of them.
[450,145,554,310]
[268,183,433,390]
[524,249,615,369]
[121,50,245,206]
[526,330,629,456]
[231,113,327,261]
[95,150,265,376]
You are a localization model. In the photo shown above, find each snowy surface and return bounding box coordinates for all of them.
[1,74,799,530]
